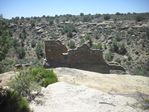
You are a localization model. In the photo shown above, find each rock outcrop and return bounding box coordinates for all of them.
[44,40,125,73]
[30,82,145,112]
[0,68,149,112]
[54,67,149,95]
[30,67,149,112]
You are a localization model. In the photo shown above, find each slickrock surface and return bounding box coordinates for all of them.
[0,68,149,112]
[54,67,149,95]
[30,67,149,112]
[30,82,144,112]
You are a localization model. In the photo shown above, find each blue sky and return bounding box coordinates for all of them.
[0,0,149,19]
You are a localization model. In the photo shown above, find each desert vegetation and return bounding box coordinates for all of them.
[0,87,31,112]
[9,67,58,99]
[0,66,58,111]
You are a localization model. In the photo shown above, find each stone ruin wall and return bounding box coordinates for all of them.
[44,40,67,67]
[44,40,125,73]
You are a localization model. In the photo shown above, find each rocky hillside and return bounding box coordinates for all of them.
[0,13,149,75]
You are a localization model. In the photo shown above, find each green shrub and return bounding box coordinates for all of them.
[104,14,111,20]
[67,32,73,38]
[62,24,78,38]
[68,40,76,49]
[9,67,58,99]
[0,88,31,112]
[0,58,15,73]
[115,36,123,42]
[16,47,26,59]
[110,39,118,52]
[132,65,149,76]
[9,69,41,99]
[115,58,121,63]
[92,43,103,50]
[35,42,44,59]
[85,34,93,47]
[105,51,113,62]
[49,19,54,25]
[30,20,35,27]
[82,15,92,22]
[85,34,91,41]
[126,61,131,66]
[62,24,77,34]
[31,40,36,48]
[94,31,100,39]
[136,15,145,22]
[19,28,26,40]
[142,98,149,110]
[115,12,122,15]
[80,38,85,46]
[30,58,43,67]
[110,39,127,55]
[117,43,127,55]
[146,30,149,40]
[0,20,12,61]
[12,38,20,48]
[30,67,58,87]
[80,13,84,16]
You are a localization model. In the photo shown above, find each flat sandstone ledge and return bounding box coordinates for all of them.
[54,67,149,95]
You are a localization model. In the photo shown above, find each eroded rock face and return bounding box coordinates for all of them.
[44,40,125,73]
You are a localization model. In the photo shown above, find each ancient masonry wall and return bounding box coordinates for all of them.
[44,40,125,73]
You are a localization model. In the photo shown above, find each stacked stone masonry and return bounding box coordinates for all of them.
[44,40,125,73]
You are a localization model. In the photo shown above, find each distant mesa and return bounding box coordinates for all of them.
[44,40,125,73]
